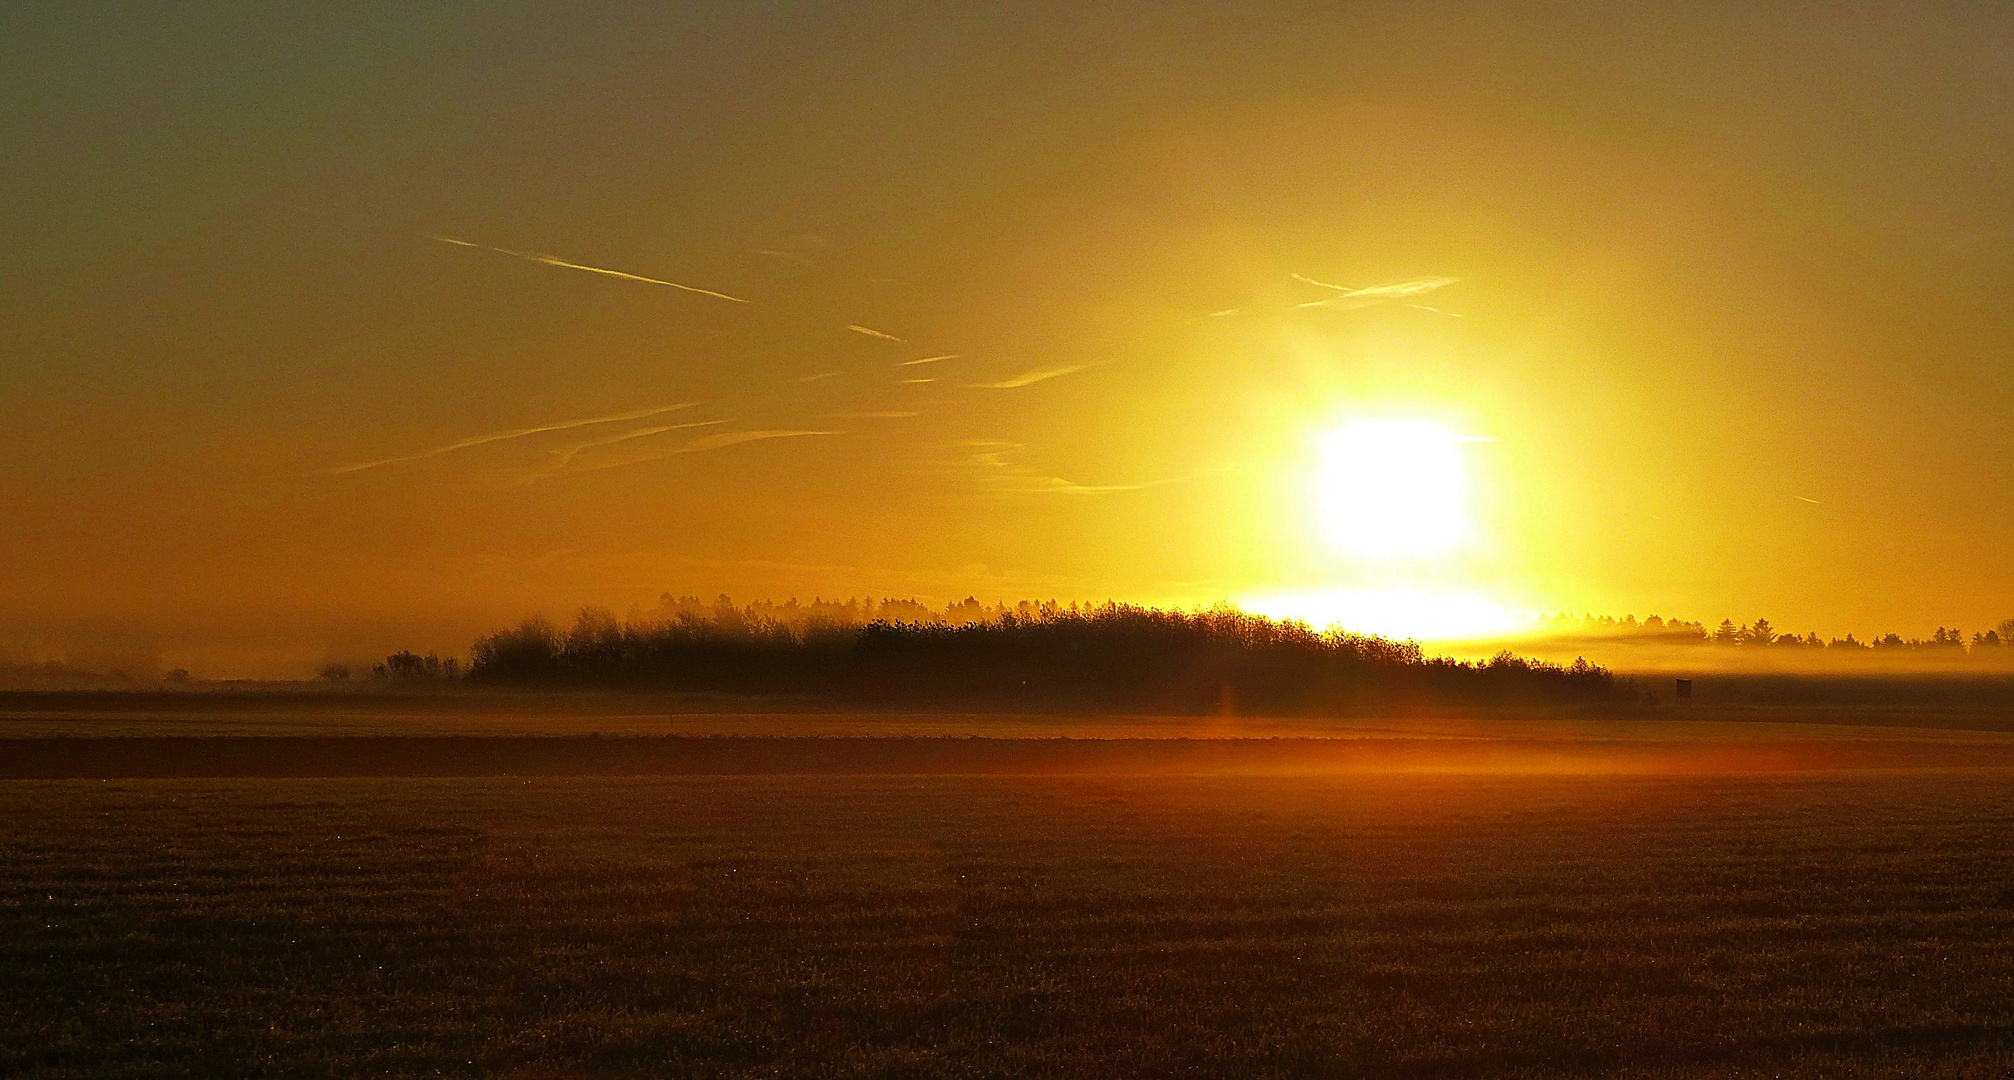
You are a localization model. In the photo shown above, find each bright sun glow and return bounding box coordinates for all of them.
[1244,588,1526,642]
[1316,418,1471,559]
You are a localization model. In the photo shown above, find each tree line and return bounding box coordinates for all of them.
[456,601,1618,710]
[1548,613,2014,655]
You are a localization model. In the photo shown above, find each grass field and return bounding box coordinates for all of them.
[7,755,2014,1077]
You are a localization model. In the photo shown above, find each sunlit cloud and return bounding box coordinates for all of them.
[971,366,1085,389]
[897,354,960,366]
[428,235,749,303]
[795,371,845,383]
[897,377,938,384]
[751,248,813,266]
[846,324,907,342]
[833,411,920,418]
[1291,273,1460,311]
[324,403,698,475]
[570,429,838,473]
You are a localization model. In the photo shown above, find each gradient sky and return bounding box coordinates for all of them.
[4,2,2012,673]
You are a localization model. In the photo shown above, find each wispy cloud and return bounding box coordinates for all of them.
[1292,274,1460,311]
[795,371,845,383]
[532,419,728,476]
[971,366,1084,389]
[833,410,920,418]
[896,354,960,366]
[947,440,1159,496]
[751,248,813,266]
[569,429,838,474]
[324,403,698,475]
[897,377,938,384]
[429,235,749,303]
[846,324,907,342]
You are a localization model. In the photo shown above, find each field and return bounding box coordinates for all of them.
[6,694,2014,1078]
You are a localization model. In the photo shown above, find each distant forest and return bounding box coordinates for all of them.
[1542,612,2014,656]
[454,598,1617,711]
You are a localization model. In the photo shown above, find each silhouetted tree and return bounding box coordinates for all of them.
[372,651,459,680]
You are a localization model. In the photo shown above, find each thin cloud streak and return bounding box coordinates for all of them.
[897,354,960,366]
[971,366,1084,389]
[796,371,845,383]
[531,419,729,477]
[833,410,920,418]
[571,429,839,474]
[324,403,698,475]
[1292,273,1460,310]
[949,440,1162,496]
[846,324,907,342]
[429,235,749,303]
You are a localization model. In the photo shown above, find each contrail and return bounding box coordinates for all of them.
[572,429,838,473]
[972,366,1084,389]
[795,371,845,383]
[952,440,1167,495]
[1794,495,1822,504]
[1292,274,1460,310]
[1290,272,1353,292]
[324,403,698,475]
[846,324,907,342]
[897,354,960,366]
[429,235,750,303]
[535,419,729,475]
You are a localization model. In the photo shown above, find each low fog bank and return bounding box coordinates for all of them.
[1452,613,2014,677]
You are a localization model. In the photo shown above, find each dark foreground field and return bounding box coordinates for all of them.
[7,747,2014,1078]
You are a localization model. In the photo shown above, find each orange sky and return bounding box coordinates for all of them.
[4,3,2012,674]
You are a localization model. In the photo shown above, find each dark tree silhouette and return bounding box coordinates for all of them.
[468,604,1616,710]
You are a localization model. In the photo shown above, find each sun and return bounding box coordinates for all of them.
[1315,418,1472,559]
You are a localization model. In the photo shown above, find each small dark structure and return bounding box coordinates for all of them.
[1676,678,1693,700]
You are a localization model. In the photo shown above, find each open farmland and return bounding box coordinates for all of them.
[6,727,2014,1078]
